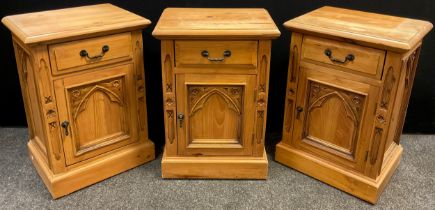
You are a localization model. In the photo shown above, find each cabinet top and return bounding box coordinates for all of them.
[284,6,433,52]
[152,8,280,39]
[2,4,151,45]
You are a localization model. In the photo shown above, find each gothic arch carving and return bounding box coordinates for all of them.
[69,81,124,120]
[189,88,242,116]
[308,91,358,126]
[303,82,366,156]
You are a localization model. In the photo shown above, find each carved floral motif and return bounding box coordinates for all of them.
[46,109,57,118]
[165,95,175,106]
[48,122,57,130]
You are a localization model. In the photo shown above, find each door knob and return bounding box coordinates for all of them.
[177,113,185,128]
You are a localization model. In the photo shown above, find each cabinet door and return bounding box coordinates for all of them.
[176,74,256,156]
[54,64,137,165]
[292,66,379,172]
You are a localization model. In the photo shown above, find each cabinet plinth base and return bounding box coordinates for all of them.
[162,149,268,179]
[275,142,402,204]
[28,139,155,199]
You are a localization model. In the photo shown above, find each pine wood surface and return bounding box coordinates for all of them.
[2,4,151,44]
[3,4,155,198]
[152,8,280,39]
[49,32,133,74]
[284,6,432,52]
[277,6,432,204]
[154,8,278,179]
[301,35,385,78]
[175,40,258,68]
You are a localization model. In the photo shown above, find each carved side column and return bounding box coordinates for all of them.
[12,41,35,144]
[365,51,402,178]
[131,30,150,143]
[253,40,272,157]
[392,46,421,145]
[31,45,66,173]
[161,40,177,156]
[282,33,303,145]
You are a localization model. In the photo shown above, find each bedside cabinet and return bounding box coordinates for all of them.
[275,6,432,203]
[153,8,280,179]
[2,4,155,198]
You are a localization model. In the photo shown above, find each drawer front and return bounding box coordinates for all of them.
[301,36,385,78]
[175,41,258,69]
[49,33,133,75]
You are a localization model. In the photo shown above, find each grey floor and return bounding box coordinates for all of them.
[0,128,434,209]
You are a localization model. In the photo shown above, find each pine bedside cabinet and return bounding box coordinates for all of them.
[2,4,155,198]
[275,6,432,203]
[153,8,280,179]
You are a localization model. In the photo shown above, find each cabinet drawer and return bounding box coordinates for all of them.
[301,36,385,78]
[49,33,133,75]
[175,41,258,69]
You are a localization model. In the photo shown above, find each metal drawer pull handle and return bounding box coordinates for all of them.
[80,45,110,60]
[201,50,231,61]
[324,49,355,64]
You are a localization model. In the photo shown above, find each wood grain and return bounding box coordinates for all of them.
[161,40,177,157]
[131,30,150,144]
[28,137,154,198]
[253,40,272,157]
[276,142,402,204]
[176,74,255,156]
[32,45,66,173]
[284,6,432,52]
[301,35,385,78]
[281,33,303,145]
[153,8,280,39]
[49,32,132,74]
[162,149,268,179]
[54,64,138,166]
[277,7,431,203]
[4,4,154,198]
[2,4,151,44]
[154,8,278,179]
[175,40,257,68]
[291,66,378,173]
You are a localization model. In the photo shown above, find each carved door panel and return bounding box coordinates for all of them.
[54,64,138,165]
[292,67,379,172]
[176,74,256,156]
